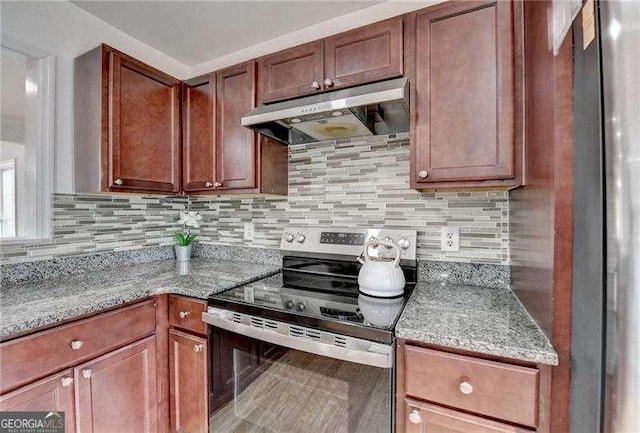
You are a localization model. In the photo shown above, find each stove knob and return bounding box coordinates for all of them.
[397,237,411,250]
[284,233,295,243]
[383,236,395,249]
[296,233,306,243]
[296,302,306,312]
[284,300,294,309]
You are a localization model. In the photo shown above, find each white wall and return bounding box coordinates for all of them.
[0,1,190,193]
[189,0,446,76]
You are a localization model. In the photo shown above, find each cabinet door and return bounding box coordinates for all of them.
[0,369,76,433]
[324,17,403,91]
[215,62,258,191]
[413,1,515,185]
[169,329,208,433]
[182,76,216,193]
[75,336,157,433]
[106,47,181,193]
[404,399,532,433]
[259,41,324,103]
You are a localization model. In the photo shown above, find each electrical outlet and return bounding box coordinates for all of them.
[441,226,460,252]
[244,222,255,241]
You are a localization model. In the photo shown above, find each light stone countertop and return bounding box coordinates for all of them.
[0,258,280,338]
[396,281,559,366]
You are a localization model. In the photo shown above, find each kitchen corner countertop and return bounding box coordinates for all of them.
[396,282,559,366]
[0,259,280,339]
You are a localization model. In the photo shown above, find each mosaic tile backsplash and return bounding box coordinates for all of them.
[0,133,509,264]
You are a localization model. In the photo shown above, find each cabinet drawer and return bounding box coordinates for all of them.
[404,345,539,428]
[0,299,156,393]
[404,398,532,433]
[169,295,207,335]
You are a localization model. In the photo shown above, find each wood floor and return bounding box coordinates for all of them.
[209,350,390,433]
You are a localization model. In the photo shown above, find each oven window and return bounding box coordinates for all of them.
[210,328,391,433]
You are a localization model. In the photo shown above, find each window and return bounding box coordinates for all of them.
[0,159,16,237]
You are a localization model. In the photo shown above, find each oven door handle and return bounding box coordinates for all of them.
[202,309,393,369]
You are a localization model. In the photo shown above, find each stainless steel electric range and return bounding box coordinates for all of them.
[203,226,417,433]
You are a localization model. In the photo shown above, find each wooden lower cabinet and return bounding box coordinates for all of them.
[0,369,76,433]
[169,329,208,433]
[75,336,158,433]
[404,399,532,433]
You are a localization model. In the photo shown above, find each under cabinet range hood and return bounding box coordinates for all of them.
[241,78,409,145]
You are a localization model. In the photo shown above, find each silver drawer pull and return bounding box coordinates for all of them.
[408,409,421,424]
[81,369,92,379]
[205,181,213,187]
[70,340,83,350]
[418,169,429,179]
[114,178,123,186]
[193,344,203,353]
[61,377,73,387]
[459,380,473,395]
[213,181,223,188]
[179,311,190,319]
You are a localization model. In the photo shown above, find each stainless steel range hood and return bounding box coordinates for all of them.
[241,78,409,145]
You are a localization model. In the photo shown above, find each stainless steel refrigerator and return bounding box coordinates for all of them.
[571,1,639,432]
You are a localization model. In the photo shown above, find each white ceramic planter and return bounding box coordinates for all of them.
[175,244,192,262]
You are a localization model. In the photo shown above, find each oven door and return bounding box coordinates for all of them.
[203,307,394,433]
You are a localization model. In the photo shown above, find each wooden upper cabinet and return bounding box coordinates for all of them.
[324,17,403,91]
[105,46,181,193]
[215,62,258,191]
[75,336,158,433]
[260,41,324,103]
[412,1,519,188]
[260,18,404,104]
[182,75,216,193]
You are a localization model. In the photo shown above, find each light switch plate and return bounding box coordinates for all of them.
[441,226,460,252]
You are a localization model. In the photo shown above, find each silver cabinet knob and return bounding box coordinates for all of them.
[179,311,190,319]
[459,381,473,395]
[408,409,421,424]
[417,169,429,179]
[205,181,213,187]
[397,237,410,250]
[61,377,73,387]
[114,178,123,186]
[81,369,92,379]
[323,78,334,88]
[296,234,306,243]
[311,80,321,90]
[70,340,83,350]
[284,233,295,243]
[213,181,223,188]
[193,344,203,353]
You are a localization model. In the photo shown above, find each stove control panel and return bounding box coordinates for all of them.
[280,226,417,261]
[320,232,365,246]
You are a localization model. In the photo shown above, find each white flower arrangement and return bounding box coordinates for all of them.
[175,210,202,246]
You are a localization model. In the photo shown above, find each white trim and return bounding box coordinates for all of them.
[0,35,54,242]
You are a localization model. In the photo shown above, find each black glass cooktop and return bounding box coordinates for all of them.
[208,270,414,344]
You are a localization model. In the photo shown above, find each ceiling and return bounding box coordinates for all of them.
[71,1,383,66]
